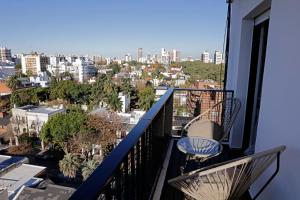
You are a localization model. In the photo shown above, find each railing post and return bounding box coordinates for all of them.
[164,90,173,136]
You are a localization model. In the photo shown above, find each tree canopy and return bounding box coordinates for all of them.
[137,86,155,111]
[180,60,224,83]
[40,110,87,153]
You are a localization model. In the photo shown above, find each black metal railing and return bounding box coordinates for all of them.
[70,88,174,200]
[70,87,233,200]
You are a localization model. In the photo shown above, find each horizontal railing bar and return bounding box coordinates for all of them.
[174,88,234,93]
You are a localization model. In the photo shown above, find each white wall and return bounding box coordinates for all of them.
[227,0,300,199]
[252,0,300,199]
[226,0,266,148]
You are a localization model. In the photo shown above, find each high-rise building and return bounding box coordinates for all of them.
[125,54,132,62]
[214,51,223,65]
[137,48,143,62]
[21,53,49,75]
[161,48,170,65]
[171,49,181,62]
[201,51,210,63]
[0,47,12,62]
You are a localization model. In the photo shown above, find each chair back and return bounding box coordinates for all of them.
[184,98,241,141]
[220,98,241,141]
[168,145,286,200]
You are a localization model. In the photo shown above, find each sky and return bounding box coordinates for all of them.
[0,0,227,58]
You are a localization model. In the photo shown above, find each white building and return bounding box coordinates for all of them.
[125,54,132,62]
[29,71,51,88]
[214,50,223,65]
[49,56,61,66]
[70,59,97,83]
[0,155,45,200]
[11,105,64,137]
[118,92,130,113]
[201,51,210,63]
[226,0,300,199]
[161,48,170,65]
[21,53,48,75]
[171,49,181,62]
[65,55,77,64]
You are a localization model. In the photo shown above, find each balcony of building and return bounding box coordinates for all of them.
[68,87,263,200]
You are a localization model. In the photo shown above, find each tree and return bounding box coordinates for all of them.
[138,86,155,110]
[6,75,20,90]
[85,112,124,157]
[120,78,132,95]
[59,153,81,178]
[109,63,121,75]
[90,75,107,106]
[181,60,224,83]
[107,89,122,112]
[82,159,98,180]
[10,88,39,107]
[40,110,87,153]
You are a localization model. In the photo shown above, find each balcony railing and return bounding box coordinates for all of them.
[70,87,234,200]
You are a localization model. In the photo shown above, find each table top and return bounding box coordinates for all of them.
[177,136,223,159]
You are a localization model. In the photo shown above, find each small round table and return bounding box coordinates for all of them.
[177,136,223,171]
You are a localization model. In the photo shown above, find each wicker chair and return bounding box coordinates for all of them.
[183,98,241,141]
[168,145,286,200]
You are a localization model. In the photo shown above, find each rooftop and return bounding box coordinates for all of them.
[0,164,45,198]
[16,105,64,115]
[15,184,75,200]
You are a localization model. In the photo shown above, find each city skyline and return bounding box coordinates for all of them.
[0,0,227,58]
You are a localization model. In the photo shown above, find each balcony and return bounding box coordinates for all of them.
[70,88,250,200]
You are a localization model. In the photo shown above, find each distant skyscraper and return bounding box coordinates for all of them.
[171,49,181,62]
[201,51,210,63]
[0,47,12,62]
[161,48,170,65]
[214,51,223,65]
[125,54,132,62]
[137,48,143,62]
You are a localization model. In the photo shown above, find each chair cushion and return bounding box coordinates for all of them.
[187,119,223,141]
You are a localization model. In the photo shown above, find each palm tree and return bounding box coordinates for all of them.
[107,89,122,112]
[138,86,155,110]
[82,159,98,180]
[59,153,81,178]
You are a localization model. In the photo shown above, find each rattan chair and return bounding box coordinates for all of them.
[183,98,241,141]
[168,145,286,200]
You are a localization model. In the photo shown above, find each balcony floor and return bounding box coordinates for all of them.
[158,137,252,200]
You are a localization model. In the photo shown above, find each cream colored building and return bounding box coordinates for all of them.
[21,53,48,75]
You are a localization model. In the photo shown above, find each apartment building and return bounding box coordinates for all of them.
[11,105,64,137]
[0,47,12,62]
[214,50,223,64]
[21,53,49,75]
[201,51,210,63]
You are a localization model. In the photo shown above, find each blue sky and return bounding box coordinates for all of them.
[0,0,227,58]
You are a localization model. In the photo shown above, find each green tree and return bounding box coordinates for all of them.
[90,75,107,106]
[120,78,132,95]
[109,63,121,74]
[40,110,87,153]
[107,89,122,112]
[138,86,155,110]
[181,60,224,83]
[59,153,81,178]
[82,159,98,180]
[10,88,39,107]
[6,75,20,90]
